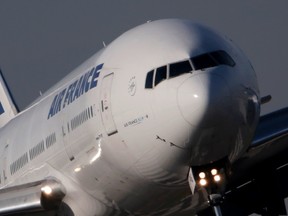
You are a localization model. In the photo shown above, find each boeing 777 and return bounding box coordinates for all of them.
[0,19,287,216]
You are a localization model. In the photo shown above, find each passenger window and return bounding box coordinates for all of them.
[191,54,217,70]
[155,66,167,86]
[210,50,235,67]
[169,61,192,78]
[145,70,154,89]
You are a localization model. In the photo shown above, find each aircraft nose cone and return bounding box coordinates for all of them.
[177,73,232,127]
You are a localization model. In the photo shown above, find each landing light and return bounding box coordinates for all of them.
[211,169,218,176]
[199,172,206,179]
[199,179,207,186]
[214,175,221,182]
[41,186,52,195]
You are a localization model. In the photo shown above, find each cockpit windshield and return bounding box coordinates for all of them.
[145,50,235,89]
[192,50,235,70]
[169,60,192,78]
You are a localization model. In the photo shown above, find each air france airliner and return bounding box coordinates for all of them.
[0,19,286,216]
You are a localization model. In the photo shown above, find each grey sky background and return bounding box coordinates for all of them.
[0,1,287,114]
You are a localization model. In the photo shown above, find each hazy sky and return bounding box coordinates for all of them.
[0,1,287,114]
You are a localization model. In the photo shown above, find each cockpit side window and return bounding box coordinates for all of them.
[169,60,192,78]
[191,54,217,70]
[145,70,154,89]
[210,50,235,67]
[155,65,167,86]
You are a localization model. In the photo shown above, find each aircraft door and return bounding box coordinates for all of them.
[100,73,118,136]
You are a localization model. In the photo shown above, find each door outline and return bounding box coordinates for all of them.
[0,145,8,185]
[100,73,118,136]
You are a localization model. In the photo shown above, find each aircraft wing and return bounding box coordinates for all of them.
[219,108,288,215]
[229,107,288,184]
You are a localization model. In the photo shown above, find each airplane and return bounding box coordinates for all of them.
[0,18,287,216]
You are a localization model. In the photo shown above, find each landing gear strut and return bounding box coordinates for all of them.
[208,194,223,216]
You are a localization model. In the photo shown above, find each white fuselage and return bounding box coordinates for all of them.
[0,19,260,215]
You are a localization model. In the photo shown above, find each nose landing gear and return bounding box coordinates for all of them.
[208,194,224,216]
[189,159,229,216]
